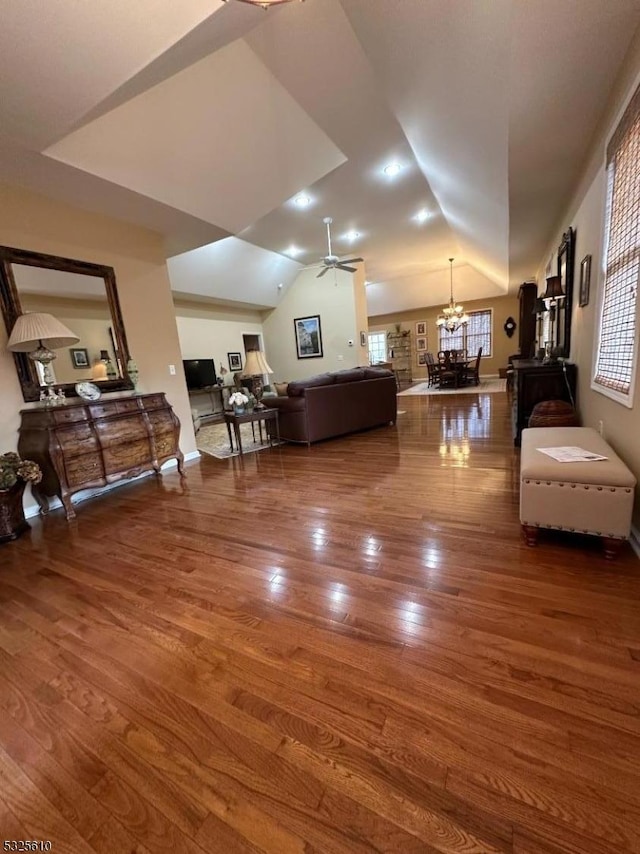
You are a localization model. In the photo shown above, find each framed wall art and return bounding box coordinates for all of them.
[579,254,591,307]
[415,320,427,336]
[70,348,90,369]
[294,315,323,359]
[416,336,427,351]
[228,352,243,371]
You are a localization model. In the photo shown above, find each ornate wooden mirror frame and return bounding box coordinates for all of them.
[0,245,133,402]
[556,227,575,358]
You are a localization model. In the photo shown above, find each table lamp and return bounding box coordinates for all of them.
[542,276,565,361]
[242,350,273,409]
[7,312,79,405]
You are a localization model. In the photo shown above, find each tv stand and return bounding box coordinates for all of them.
[188,386,225,422]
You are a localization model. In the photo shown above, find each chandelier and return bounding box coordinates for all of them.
[222,0,303,8]
[436,258,469,333]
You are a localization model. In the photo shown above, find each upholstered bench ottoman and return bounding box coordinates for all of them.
[520,426,636,559]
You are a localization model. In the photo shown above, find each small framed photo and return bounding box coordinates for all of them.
[360,331,367,347]
[294,314,323,359]
[579,254,591,307]
[417,352,427,366]
[415,320,427,336]
[416,336,427,352]
[70,348,90,369]
[228,352,243,371]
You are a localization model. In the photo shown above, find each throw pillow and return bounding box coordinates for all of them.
[274,381,289,396]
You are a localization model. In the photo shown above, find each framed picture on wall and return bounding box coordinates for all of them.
[70,348,89,369]
[415,320,427,336]
[417,352,427,366]
[294,315,323,359]
[228,352,242,371]
[416,336,427,351]
[579,254,592,307]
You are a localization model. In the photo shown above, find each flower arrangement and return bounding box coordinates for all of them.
[228,391,249,409]
[0,452,42,491]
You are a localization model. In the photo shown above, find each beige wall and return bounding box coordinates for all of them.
[369,293,520,380]
[174,299,264,386]
[261,266,364,382]
[0,182,197,515]
[535,35,640,530]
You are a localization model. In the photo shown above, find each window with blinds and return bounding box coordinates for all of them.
[367,331,387,364]
[594,84,640,403]
[438,309,492,357]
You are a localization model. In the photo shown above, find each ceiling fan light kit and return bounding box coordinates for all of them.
[436,258,469,333]
[315,217,363,279]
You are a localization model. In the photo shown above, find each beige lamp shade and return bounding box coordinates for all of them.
[7,312,79,352]
[243,349,273,375]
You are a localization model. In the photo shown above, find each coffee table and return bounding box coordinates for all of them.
[223,408,280,456]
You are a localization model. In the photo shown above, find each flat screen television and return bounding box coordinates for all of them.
[183,359,217,390]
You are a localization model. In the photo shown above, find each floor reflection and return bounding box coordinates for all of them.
[438,396,492,467]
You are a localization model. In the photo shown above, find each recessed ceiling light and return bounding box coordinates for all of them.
[344,231,361,242]
[284,245,302,257]
[293,194,312,207]
[415,208,430,223]
[383,162,402,177]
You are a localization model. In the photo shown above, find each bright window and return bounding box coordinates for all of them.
[593,84,640,406]
[438,309,492,357]
[368,331,387,364]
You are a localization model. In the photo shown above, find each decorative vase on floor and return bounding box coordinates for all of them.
[0,481,29,544]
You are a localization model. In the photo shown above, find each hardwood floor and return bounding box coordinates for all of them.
[1,390,639,853]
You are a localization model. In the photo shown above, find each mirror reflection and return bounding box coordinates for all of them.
[12,264,123,387]
[1,245,132,402]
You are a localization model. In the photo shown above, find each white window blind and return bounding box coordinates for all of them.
[594,84,640,399]
[438,310,492,357]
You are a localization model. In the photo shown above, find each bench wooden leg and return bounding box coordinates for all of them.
[522,524,539,547]
[602,537,623,560]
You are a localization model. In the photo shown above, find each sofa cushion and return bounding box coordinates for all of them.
[363,367,394,380]
[287,373,336,397]
[333,368,366,384]
[274,381,289,396]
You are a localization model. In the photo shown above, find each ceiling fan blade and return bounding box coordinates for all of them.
[316,266,330,278]
[336,265,357,273]
[342,258,364,265]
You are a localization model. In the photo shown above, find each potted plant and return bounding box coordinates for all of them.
[0,452,42,543]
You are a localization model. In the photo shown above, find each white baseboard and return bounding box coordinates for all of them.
[24,451,201,520]
[630,524,640,560]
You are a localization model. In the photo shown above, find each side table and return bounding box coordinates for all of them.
[223,408,280,456]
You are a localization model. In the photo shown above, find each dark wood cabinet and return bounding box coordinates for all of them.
[511,360,577,445]
[18,393,184,520]
[518,282,538,359]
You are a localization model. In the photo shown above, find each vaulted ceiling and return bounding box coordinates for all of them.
[1,0,639,314]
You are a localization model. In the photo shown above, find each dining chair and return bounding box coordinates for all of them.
[425,352,440,387]
[462,347,483,386]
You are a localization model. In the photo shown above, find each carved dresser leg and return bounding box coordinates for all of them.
[522,524,539,547]
[602,537,623,560]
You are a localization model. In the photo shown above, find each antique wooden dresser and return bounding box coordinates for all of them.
[18,392,184,519]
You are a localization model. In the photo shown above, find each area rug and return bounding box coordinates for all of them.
[196,421,282,459]
[398,378,506,396]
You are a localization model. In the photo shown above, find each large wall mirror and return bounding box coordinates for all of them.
[0,246,133,402]
[555,227,575,358]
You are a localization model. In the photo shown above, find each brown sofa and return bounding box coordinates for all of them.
[267,367,397,444]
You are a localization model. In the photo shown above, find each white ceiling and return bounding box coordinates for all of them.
[1,0,639,314]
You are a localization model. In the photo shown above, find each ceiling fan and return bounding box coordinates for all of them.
[314,217,363,278]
